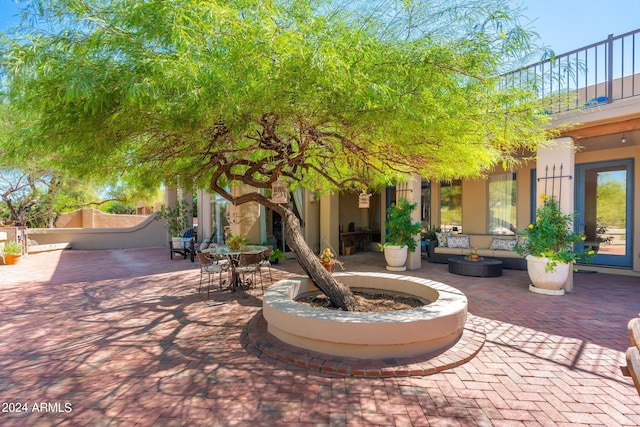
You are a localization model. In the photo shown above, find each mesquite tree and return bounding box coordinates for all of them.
[0,0,550,310]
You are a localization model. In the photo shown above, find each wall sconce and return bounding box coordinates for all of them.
[621,133,627,143]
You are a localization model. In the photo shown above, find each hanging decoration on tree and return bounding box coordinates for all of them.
[358,190,371,209]
[271,178,289,204]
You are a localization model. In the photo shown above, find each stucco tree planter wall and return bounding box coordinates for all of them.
[262,272,468,359]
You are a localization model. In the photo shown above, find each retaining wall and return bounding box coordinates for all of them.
[26,213,168,251]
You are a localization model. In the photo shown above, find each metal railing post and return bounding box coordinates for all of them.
[607,33,614,103]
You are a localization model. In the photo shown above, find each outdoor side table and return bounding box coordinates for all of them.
[448,256,503,277]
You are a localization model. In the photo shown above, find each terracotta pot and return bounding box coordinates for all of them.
[470,254,480,261]
[3,254,21,265]
[321,261,332,272]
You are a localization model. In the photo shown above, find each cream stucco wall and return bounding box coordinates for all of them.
[232,185,262,244]
[319,194,340,254]
[461,178,488,234]
[536,137,575,213]
[304,191,321,253]
[56,208,151,229]
[28,213,167,250]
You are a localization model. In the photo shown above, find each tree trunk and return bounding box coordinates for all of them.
[210,185,357,311]
[281,206,357,311]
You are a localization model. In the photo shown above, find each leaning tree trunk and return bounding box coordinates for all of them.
[211,185,358,311]
[281,207,357,311]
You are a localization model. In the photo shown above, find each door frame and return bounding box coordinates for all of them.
[575,158,634,268]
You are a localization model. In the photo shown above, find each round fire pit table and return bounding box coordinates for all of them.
[448,256,503,277]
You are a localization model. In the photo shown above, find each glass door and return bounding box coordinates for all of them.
[575,159,633,267]
[210,198,230,244]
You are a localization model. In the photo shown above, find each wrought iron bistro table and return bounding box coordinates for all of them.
[202,245,269,292]
[448,256,503,277]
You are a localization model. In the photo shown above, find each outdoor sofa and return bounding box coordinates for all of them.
[427,234,527,270]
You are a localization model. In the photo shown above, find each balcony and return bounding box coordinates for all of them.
[505,28,640,115]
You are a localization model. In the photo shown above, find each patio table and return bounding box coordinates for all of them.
[202,245,268,292]
[448,255,503,277]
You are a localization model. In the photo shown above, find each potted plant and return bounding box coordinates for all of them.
[380,198,423,271]
[319,247,344,272]
[1,241,23,265]
[467,247,480,261]
[515,194,594,294]
[269,248,285,265]
[225,233,249,251]
[154,201,190,247]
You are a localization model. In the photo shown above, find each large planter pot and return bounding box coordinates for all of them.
[171,237,183,249]
[383,245,408,271]
[526,255,572,296]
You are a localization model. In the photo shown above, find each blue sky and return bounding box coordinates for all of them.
[0,0,638,56]
[517,0,639,54]
[0,0,19,31]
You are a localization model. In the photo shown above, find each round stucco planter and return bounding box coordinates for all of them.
[262,272,468,359]
[383,245,408,271]
[526,255,572,296]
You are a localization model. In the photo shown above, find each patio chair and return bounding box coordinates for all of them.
[196,253,229,297]
[170,228,195,262]
[623,346,640,396]
[258,247,273,285]
[233,251,264,295]
[621,317,640,396]
[629,317,640,348]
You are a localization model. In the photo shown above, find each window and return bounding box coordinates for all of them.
[421,181,431,228]
[210,196,230,244]
[488,173,516,235]
[440,180,462,233]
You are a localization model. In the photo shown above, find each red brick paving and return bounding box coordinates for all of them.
[246,312,486,378]
[0,248,639,426]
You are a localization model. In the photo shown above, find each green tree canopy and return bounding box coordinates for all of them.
[0,0,552,310]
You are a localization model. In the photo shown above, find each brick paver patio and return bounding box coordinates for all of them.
[1,247,639,426]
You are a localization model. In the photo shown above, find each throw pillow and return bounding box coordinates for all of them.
[447,235,471,249]
[435,231,451,247]
[490,238,517,251]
